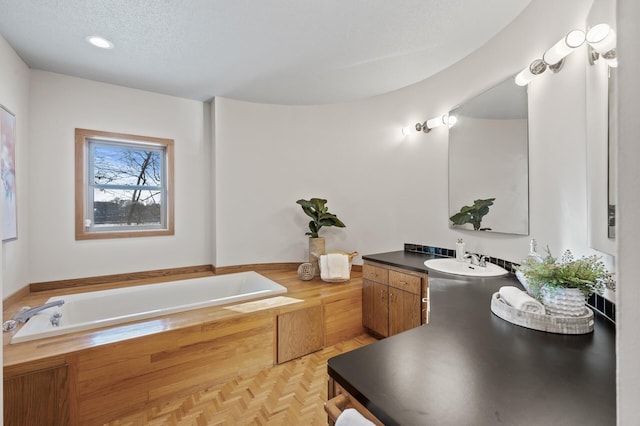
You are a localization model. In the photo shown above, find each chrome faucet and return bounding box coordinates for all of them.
[466,253,488,268]
[12,300,65,324]
[466,253,480,265]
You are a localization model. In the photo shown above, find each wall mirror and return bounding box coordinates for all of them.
[586,0,616,255]
[448,76,529,235]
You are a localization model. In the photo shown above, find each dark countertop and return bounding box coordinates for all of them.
[328,251,616,426]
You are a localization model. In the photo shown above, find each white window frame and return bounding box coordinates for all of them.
[75,128,174,240]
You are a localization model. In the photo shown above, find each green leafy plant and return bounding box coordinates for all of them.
[517,247,616,301]
[449,198,495,231]
[296,198,346,238]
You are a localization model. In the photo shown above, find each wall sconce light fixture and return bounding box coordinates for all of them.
[515,28,587,86]
[515,59,547,86]
[542,29,586,71]
[401,114,456,136]
[587,23,617,67]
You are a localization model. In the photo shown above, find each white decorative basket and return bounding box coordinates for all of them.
[491,293,594,334]
[541,287,587,317]
[319,251,358,283]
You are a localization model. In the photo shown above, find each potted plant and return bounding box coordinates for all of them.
[296,198,346,275]
[516,247,615,316]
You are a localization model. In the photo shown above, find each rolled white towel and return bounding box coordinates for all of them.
[320,253,350,281]
[336,408,376,426]
[499,286,546,315]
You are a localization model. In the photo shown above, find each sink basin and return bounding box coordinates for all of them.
[424,258,509,278]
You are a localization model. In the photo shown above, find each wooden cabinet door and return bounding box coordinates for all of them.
[277,305,324,364]
[389,288,421,336]
[4,365,69,426]
[362,279,389,337]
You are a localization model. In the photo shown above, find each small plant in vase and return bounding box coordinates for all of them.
[516,247,615,316]
[296,198,346,275]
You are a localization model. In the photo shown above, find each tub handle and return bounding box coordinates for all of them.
[50,312,62,327]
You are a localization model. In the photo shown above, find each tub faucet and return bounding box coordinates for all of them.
[13,300,65,324]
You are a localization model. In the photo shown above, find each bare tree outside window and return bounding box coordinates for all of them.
[92,144,163,226]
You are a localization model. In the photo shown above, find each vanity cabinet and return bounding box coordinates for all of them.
[362,261,428,337]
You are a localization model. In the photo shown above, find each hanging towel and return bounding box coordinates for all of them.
[499,286,546,315]
[335,408,376,426]
[320,253,350,281]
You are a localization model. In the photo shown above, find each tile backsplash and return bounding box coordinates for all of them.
[404,242,616,324]
[404,243,517,273]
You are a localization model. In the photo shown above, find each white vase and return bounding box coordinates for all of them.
[541,287,587,317]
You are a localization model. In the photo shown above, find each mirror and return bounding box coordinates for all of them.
[448,76,529,235]
[586,0,616,255]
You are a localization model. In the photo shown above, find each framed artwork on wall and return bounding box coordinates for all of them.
[1,104,17,241]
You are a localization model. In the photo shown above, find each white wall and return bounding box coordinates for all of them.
[213,0,603,268]
[616,0,640,423]
[27,71,213,283]
[0,32,31,419]
[0,35,30,299]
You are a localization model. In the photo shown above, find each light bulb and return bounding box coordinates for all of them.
[586,24,616,54]
[426,115,447,129]
[514,59,546,86]
[446,115,458,127]
[86,35,114,49]
[401,125,415,136]
[543,29,585,65]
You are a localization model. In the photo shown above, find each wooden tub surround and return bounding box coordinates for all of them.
[3,266,365,426]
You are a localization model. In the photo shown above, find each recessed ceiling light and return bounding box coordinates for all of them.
[86,36,114,49]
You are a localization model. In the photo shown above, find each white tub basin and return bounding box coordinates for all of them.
[10,271,287,344]
[424,258,508,278]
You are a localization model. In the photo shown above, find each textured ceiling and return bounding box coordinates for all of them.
[0,0,531,104]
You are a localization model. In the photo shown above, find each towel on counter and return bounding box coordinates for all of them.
[335,408,376,426]
[499,286,546,315]
[320,253,350,281]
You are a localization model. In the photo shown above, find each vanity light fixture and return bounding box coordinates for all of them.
[542,29,586,72]
[401,114,456,136]
[426,114,449,130]
[514,59,547,87]
[515,28,588,86]
[86,35,114,49]
[587,24,617,67]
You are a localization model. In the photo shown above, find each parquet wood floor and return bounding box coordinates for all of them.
[105,334,377,426]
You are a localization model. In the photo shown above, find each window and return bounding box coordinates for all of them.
[75,129,174,239]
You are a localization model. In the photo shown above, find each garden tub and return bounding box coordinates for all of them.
[11,271,287,344]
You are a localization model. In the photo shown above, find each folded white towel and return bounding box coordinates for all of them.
[336,408,376,426]
[499,286,546,315]
[320,253,350,281]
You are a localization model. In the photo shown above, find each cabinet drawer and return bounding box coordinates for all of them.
[327,379,384,426]
[363,264,388,284]
[389,270,421,295]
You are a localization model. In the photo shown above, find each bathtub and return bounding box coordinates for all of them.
[11,271,287,344]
